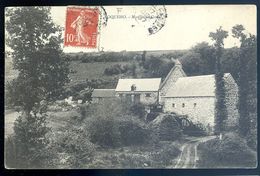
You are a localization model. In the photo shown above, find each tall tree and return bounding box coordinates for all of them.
[209,27,228,136]
[232,24,257,137]
[5,7,69,168]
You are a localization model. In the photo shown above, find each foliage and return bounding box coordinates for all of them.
[143,56,174,78]
[129,103,146,119]
[53,126,96,168]
[232,24,257,137]
[5,7,70,168]
[151,143,181,165]
[118,119,150,146]
[6,7,70,110]
[181,42,216,76]
[104,64,130,75]
[209,26,228,135]
[197,133,256,167]
[183,123,207,136]
[88,116,122,148]
[5,113,51,168]
[85,100,151,147]
[149,114,182,141]
[79,51,137,63]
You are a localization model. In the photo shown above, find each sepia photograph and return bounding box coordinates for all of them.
[4,5,257,169]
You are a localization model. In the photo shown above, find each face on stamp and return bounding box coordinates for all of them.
[64,7,99,48]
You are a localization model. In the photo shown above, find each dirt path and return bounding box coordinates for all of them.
[174,136,215,168]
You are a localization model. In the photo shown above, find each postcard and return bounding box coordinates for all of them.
[5,5,257,169]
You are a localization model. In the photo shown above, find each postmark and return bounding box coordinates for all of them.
[64,7,99,48]
[132,6,167,35]
[100,6,167,35]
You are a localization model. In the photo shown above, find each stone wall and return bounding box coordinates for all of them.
[159,66,186,100]
[163,96,215,128]
[116,91,158,105]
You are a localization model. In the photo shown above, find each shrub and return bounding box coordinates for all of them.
[85,100,151,147]
[118,153,150,168]
[104,64,130,76]
[88,117,121,148]
[198,132,257,168]
[183,123,207,136]
[129,103,146,119]
[149,114,183,141]
[151,143,181,166]
[54,126,96,168]
[118,119,150,146]
[6,113,51,169]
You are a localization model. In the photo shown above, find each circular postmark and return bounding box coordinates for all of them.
[133,6,167,35]
[99,6,108,27]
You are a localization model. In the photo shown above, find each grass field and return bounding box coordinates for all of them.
[69,60,131,84]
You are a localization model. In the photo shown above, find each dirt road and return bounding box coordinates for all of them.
[174,136,216,168]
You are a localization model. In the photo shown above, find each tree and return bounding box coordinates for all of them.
[5,7,69,168]
[179,42,215,76]
[232,24,257,137]
[141,50,147,66]
[209,27,228,136]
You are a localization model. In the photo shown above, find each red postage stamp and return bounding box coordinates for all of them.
[64,7,99,48]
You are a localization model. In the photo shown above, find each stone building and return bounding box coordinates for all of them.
[161,73,239,130]
[159,59,186,102]
[91,89,116,103]
[115,78,161,105]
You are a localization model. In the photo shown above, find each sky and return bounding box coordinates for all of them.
[22,5,260,52]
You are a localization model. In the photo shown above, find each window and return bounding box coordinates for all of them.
[145,93,151,97]
[182,103,185,108]
[131,84,136,91]
[172,103,175,107]
[194,103,197,107]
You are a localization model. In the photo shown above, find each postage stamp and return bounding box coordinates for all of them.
[64,7,99,48]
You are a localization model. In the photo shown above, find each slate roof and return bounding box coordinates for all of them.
[163,73,231,97]
[91,89,116,98]
[115,78,161,92]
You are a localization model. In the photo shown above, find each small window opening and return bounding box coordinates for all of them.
[145,93,151,97]
[172,103,175,107]
[182,103,185,108]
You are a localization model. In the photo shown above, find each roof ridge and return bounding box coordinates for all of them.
[118,78,161,80]
[178,73,231,79]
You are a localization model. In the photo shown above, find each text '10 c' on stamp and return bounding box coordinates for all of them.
[64,7,99,48]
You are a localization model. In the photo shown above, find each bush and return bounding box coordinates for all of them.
[118,153,150,168]
[104,64,131,76]
[88,117,122,148]
[118,119,150,146]
[129,103,146,119]
[54,126,96,168]
[150,114,183,141]
[151,143,181,166]
[198,132,257,168]
[85,100,151,147]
